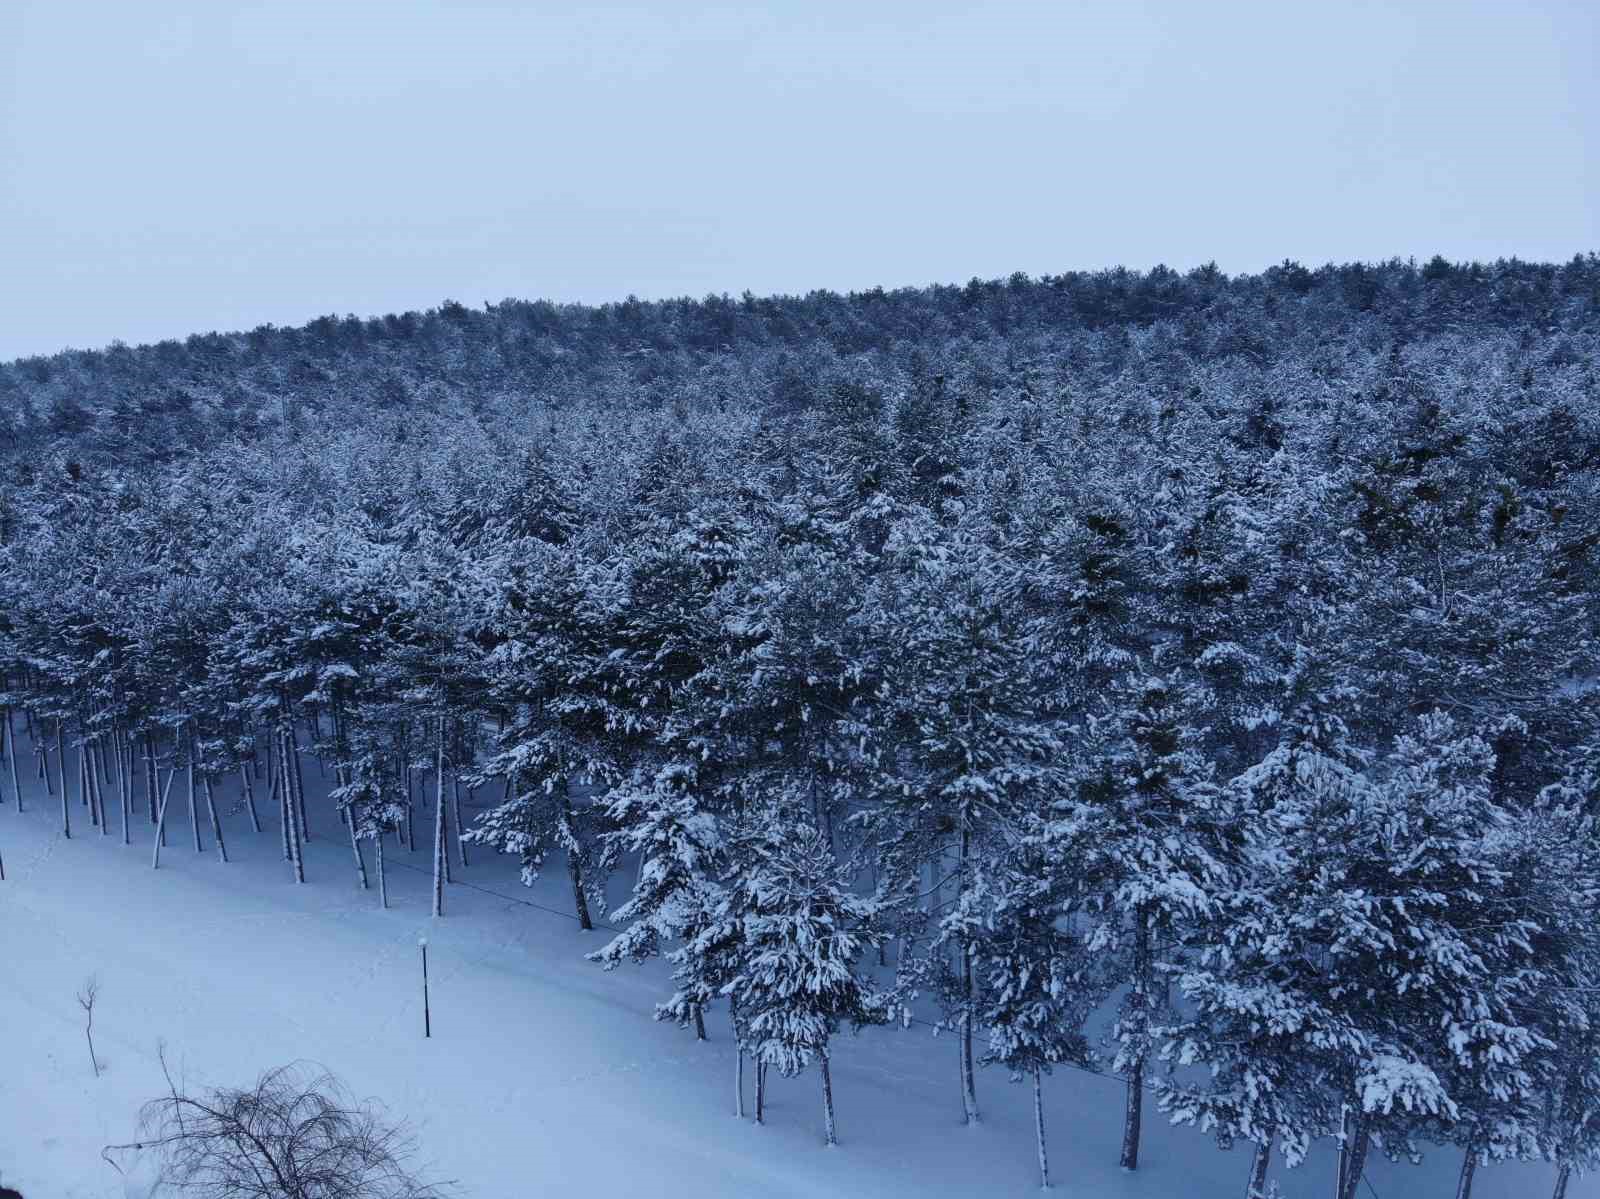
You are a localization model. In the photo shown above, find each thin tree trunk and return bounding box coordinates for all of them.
[693,1003,707,1042]
[1455,1144,1479,1199]
[89,738,109,836]
[1337,1106,1350,1199]
[1034,1068,1050,1189]
[119,737,132,845]
[272,747,290,861]
[5,709,21,812]
[431,716,446,918]
[57,720,70,838]
[756,1060,767,1125]
[566,807,593,930]
[820,1050,837,1146]
[1246,1135,1272,1199]
[375,830,388,909]
[290,725,310,842]
[202,769,227,863]
[281,727,305,884]
[733,994,745,1119]
[240,761,261,833]
[347,809,369,890]
[151,769,177,869]
[958,822,979,1125]
[145,735,158,823]
[1121,917,1150,1170]
[1553,1164,1571,1199]
[112,726,127,840]
[453,775,468,868]
[1338,1115,1371,1199]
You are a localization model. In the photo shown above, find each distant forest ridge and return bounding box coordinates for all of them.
[4,253,1597,466]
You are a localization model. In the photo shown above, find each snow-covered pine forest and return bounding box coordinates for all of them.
[2,257,1599,1198]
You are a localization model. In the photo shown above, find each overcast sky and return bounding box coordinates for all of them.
[2,1,1595,361]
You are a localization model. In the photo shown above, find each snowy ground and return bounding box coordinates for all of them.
[0,762,1578,1198]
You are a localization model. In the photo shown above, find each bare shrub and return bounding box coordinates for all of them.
[105,1051,449,1199]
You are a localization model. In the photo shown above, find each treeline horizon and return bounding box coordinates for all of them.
[0,252,1598,1198]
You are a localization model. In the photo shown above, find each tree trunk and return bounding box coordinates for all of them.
[756,1061,767,1125]
[290,725,310,842]
[1120,916,1150,1171]
[567,837,593,929]
[1553,1164,1571,1199]
[6,709,22,812]
[281,728,305,884]
[1246,1135,1272,1199]
[1034,1068,1050,1189]
[240,761,261,833]
[347,809,369,890]
[151,769,177,869]
[119,737,132,844]
[186,743,202,853]
[1338,1114,1371,1199]
[112,726,127,841]
[57,720,71,838]
[145,735,157,823]
[432,716,446,918]
[202,770,227,862]
[453,776,468,868]
[375,830,388,909]
[957,822,980,1125]
[693,1003,707,1042]
[1455,1145,1479,1199]
[820,1050,838,1146]
[89,738,108,836]
[1336,1106,1350,1199]
[272,747,289,861]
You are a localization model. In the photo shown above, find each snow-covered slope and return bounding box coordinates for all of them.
[0,772,1577,1198]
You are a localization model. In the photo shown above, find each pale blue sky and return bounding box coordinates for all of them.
[2,0,1595,360]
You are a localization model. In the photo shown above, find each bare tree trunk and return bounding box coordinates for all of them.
[693,1003,707,1042]
[290,725,310,843]
[1336,1106,1350,1199]
[756,1060,767,1125]
[1553,1164,1572,1199]
[958,823,979,1125]
[145,734,158,823]
[1120,917,1150,1171]
[1034,1068,1050,1189]
[820,1050,838,1146]
[186,740,202,853]
[1455,1144,1479,1199]
[119,736,132,844]
[5,708,22,812]
[347,810,369,890]
[57,720,71,838]
[375,830,388,909]
[566,809,593,930]
[240,761,261,833]
[453,775,468,869]
[281,727,304,884]
[431,716,446,918]
[88,738,109,836]
[271,747,290,861]
[1337,1114,1370,1199]
[151,769,177,869]
[202,770,227,863]
[112,726,127,841]
[1246,1135,1272,1199]
[733,995,744,1119]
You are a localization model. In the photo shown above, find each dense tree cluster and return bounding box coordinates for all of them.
[1,256,1598,1195]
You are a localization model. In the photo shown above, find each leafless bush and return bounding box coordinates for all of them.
[105,1051,450,1199]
